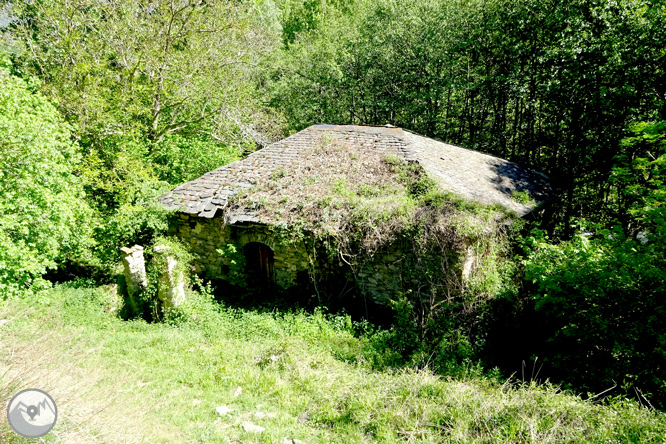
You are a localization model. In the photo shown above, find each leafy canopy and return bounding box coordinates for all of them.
[0,53,91,297]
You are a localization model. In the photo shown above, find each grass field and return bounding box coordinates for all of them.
[1,284,665,443]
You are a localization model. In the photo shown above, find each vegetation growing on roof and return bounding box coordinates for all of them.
[232,134,508,245]
[228,135,517,368]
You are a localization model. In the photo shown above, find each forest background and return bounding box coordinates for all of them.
[1,0,665,411]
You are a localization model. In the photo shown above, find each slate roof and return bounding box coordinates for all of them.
[158,124,552,219]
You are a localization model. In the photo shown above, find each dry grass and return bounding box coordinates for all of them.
[0,302,185,444]
[230,137,416,250]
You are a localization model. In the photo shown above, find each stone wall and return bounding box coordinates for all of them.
[355,245,405,305]
[170,214,476,305]
[354,240,474,305]
[170,214,311,289]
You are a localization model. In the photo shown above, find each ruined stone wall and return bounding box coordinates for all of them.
[355,245,405,305]
[170,214,477,305]
[169,214,311,289]
[354,241,476,305]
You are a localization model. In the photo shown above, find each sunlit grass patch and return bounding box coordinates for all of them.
[1,285,665,443]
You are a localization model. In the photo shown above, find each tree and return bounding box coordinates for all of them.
[12,0,278,145]
[4,0,287,268]
[0,52,91,297]
[7,0,284,209]
[517,122,666,408]
[268,0,666,236]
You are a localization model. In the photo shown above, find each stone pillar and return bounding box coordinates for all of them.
[153,245,186,308]
[461,244,477,280]
[120,245,147,313]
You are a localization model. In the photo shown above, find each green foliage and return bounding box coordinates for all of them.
[4,0,283,273]
[522,224,666,408]
[0,61,92,298]
[162,282,223,336]
[388,158,438,198]
[152,134,242,184]
[511,190,533,205]
[331,177,351,196]
[6,285,666,442]
[93,179,174,270]
[151,235,194,279]
[612,121,666,231]
[268,0,666,235]
[383,295,419,358]
[215,243,249,288]
[9,0,279,147]
[516,122,666,408]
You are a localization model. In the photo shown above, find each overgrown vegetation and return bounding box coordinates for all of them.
[0,53,92,298]
[268,0,666,237]
[1,0,666,434]
[2,0,281,273]
[228,135,516,372]
[2,285,666,443]
[500,122,666,409]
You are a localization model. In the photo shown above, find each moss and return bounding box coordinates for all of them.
[511,189,534,205]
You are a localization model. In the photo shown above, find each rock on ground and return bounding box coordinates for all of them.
[242,422,265,433]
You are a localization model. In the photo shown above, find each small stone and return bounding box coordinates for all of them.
[0,320,9,327]
[216,406,233,416]
[297,412,309,423]
[282,439,304,444]
[242,422,265,433]
[231,386,243,397]
[254,411,265,418]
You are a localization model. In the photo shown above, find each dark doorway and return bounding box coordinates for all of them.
[243,242,274,284]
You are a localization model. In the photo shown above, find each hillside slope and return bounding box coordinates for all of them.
[1,285,664,443]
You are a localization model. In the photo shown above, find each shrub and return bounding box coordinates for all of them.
[0,55,92,298]
[522,226,666,408]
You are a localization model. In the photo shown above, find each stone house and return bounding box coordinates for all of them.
[158,124,551,304]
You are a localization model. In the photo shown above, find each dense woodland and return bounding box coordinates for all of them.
[1,0,665,411]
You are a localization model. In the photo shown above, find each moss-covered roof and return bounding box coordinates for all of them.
[158,124,552,219]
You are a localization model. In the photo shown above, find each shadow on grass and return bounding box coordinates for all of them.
[206,273,395,328]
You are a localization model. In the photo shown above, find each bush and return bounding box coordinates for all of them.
[522,226,666,408]
[151,134,242,184]
[514,122,666,408]
[91,178,174,271]
[0,55,92,298]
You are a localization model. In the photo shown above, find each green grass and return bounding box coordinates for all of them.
[511,190,534,206]
[1,285,665,443]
